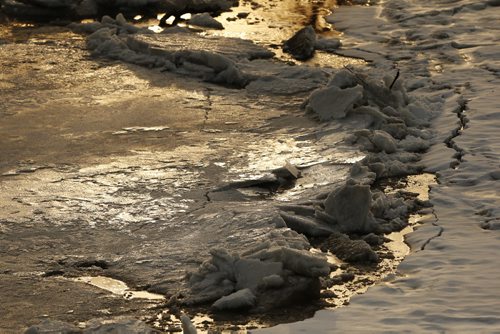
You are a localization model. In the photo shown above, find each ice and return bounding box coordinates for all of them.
[188,12,224,29]
[257,246,331,277]
[3,0,499,331]
[245,65,329,95]
[358,130,398,154]
[321,231,378,264]
[180,314,197,334]
[324,181,378,234]
[398,135,430,152]
[328,69,358,89]
[182,230,330,311]
[258,0,500,332]
[212,288,256,310]
[234,258,283,290]
[71,14,279,87]
[279,211,335,237]
[304,85,364,121]
[261,274,285,288]
[373,130,398,154]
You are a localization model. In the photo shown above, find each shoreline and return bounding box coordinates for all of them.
[1,0,499,332]
[260,0,500,332]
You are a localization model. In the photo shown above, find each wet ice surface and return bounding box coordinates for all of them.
[4,0,499,332]
[259,1,500,333]
[0,15,368,331]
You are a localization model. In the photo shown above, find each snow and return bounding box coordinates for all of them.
[258,0,500,332]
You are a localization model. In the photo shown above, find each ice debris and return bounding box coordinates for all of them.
[305,85,364,121]
[271,68,440,270]
[180,314,197,334]
[320,232,378,264]
[181,230,330,311]
[212,288,256,310]
[324,181,376,234]
[71,14,279,88]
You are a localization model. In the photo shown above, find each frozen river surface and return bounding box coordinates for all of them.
[1,0,499,333]
[260,0,500,332]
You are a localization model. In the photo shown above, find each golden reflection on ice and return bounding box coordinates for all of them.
[75,276,164,300]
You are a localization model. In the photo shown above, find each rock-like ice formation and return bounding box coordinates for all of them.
[180,314,197,334]
[283,25,317,60]
[182,230,330,311]
[212,288,256,310]
[70,14,280,88]
[321,232,378,264]
[305,85,364,121]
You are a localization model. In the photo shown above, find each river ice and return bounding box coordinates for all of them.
[259,0,500,332]
[1,0,499,333]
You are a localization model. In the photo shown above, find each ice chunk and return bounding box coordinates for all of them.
[350,105,390,124]
[212,288,256,310]
[173,50,248,87]
[188,12,224,29]
[380,120,408,140]
[328,69,358,89]
[350,163,377,185]
[371,130,397,153]
[351,129,397,154]
[234,258,283,290]
[255,247,330,277]
[185,230,328,311]
[399,135,430,152]
[324,181,374,233]
[305,85,364,121]
[180,314,197,334]
[321,232,378,263]
[279,212,336,237]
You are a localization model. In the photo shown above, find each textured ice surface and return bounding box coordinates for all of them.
[260,0,500,332]
[183,230,330,310]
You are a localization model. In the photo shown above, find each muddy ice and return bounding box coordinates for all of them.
[0,0,455,333]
